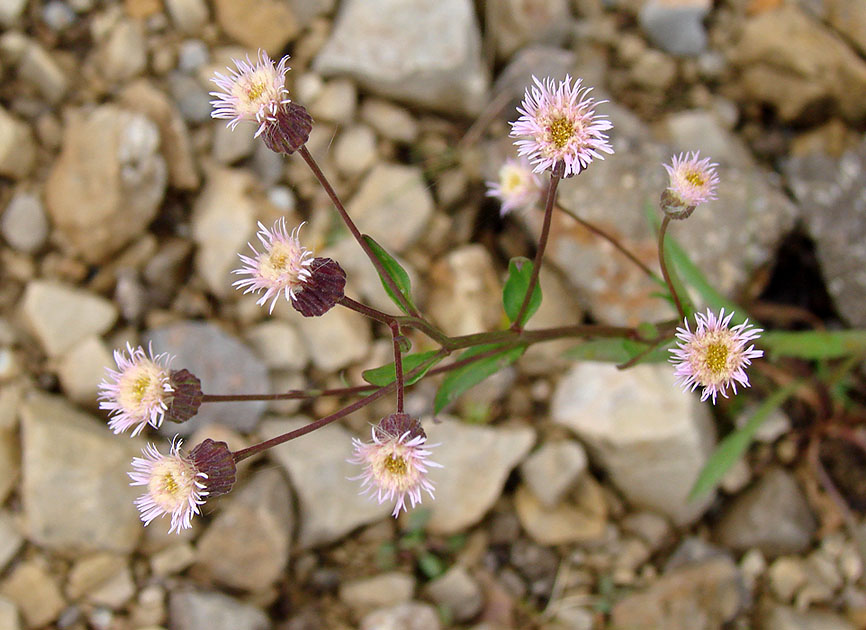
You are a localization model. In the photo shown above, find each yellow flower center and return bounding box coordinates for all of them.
[131,374,152,403]
[549,117,575,149]
[685,170,705,187]
[159,470,181,495]
[704,342,728,375]
[260,241,302,283]
[384,454,407,476]
[503,170,523,193]
[245,81,267,104]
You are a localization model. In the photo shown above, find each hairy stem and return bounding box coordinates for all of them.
[657,215,686,322]
[555,204,662,283]
[297,145,420,317]
[512,164,562,332]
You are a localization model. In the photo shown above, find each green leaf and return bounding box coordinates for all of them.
[434,344,526,414]
[363,235,417,315]
[689,382,801,501]
[564,338,671,364]
[502,257,542,326]
[417,552,445,579]
[760,330,866,360]
[361,350,444,387]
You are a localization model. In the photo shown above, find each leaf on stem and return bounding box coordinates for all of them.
[433,344,526,414]
[362,350,444,387]
[363,235,418,315]
[688,382,800,501]
[502,257,543,326]
[760,330,866,360]
[564,338,671,363]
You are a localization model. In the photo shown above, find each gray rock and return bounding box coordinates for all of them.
[0,559,66,628]
[662,109,749,166]
[715,468,817,556]
[349,163,435,254]
[428,245,502,337]
[57,335,114,406]
[732,5,866,122]
[639,0,711,56]
[16,40,68,103]
[45,106,167,263]
[245,321,309,371]
[0,0,26,24]
[514,476,608,545]
[195,468,292,591]
[552,363,716,525]
[118,80,200,190]
[424,419,535,534]
[423,566,483,623]
[261,417,391,548]
[308,77,358,124]
[191,168,258,297]
[359,99,419,143]
[20,393,142,555]
[0,107,36,180]
[520,440,588,507]
[96,17,146,82]
[760,605,855,630]
[621,511,672,552]
[360,602,441,630]
[334,124,377,179]
[340,572,416,613]
[314,0,488,116]
[212,0,299,55]
[296,306,371,372]
[2,192,48,253]
[768,556,807,602]
[169,589,270,630]
[823,0,866,56]
[164,0,209,34]
[168,72,213,123]
[611,556,742,630]
[66,553,129,602]
[146,321,269,436]
[20,281,117,357]
[0,596,19,630]
[212,122,255,164]
[286,0,334,28]
[485,0,572,59]
[0,512,23,572]
[782,140,866,326]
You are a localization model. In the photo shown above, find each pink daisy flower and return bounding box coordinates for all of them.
[349,413,442,517]
[670,308,764,404]
[509,75,614,178]
[99,342,174,436]
[663,151,719,208]
[232,218,315,314]
[129,438,208,534]
[485,158,543,216]
[210,49,291,136]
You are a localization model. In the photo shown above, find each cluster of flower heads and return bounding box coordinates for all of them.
[100,55,758,534]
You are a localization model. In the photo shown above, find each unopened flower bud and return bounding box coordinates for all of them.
[165,369,203,425]
[291,257,347,317]
[188,439,237,497]
[659,188,696,220]
[260,102,313,155]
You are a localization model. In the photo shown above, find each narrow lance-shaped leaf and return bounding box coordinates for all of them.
[363,235,417,315]
[434,344,526,414]
[502,257,542,326]
[689,382,801,501]
[362,350,444,387]
[564,338,671,364]
[760,330,866,360]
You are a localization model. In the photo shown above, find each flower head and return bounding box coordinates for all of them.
[669,308,764,404]
[510,75,614,178]
[232,218,315,314]
[128,438,237,534]
[485,158,543,216]
[662,151,719,215]
[210,50,291,136]
[349,413,442,517]
[99,342,174,436]
[129,438,207,533]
